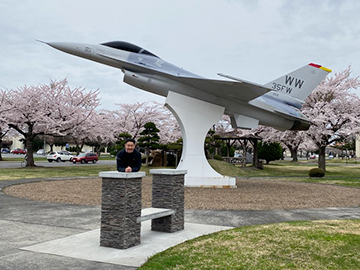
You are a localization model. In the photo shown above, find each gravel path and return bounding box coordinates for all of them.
[4,177,360,210]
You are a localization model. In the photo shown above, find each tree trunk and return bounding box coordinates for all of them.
[26,136,36,167]
[0,137,2,161]
[289,146,298,162]
[318,146,326,171]
[206,148,214,159]
[145,147,149,166]
[80,142,85,152]
[74,140,84,155]
[252,139,259,167]
[96,144,102,157]
[226,142,230,158]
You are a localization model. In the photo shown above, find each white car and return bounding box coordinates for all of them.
[36,149,46,155]
[47,151,74,162]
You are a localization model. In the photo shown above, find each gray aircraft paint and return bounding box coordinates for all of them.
[43,41,331,131]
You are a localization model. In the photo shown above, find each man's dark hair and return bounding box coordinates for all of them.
[125,138,136,144]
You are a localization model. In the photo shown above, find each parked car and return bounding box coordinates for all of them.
[36,149,46,155]
[47,151,74,162]
[1,148,10,153]
[10,148,27,154]
[72,152,98,164]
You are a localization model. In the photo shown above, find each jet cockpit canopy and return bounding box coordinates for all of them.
[101,41,158,58]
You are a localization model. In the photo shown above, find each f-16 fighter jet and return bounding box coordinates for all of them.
[42,40,331,131]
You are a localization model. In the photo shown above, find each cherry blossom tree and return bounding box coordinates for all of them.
[156,111,182,144]
[79,111,117,156]
[112,101,181,143]
[2,79,100,167]
[67,124,91,154]
[214,115,234,134]
[302,67,360,171]
[0,123,10,161]
[256,126,306,162]
[298,136,317,159]
[0,88,13,161]
[213,114,312,164]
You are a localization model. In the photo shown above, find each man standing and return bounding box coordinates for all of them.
[116,138,142,172]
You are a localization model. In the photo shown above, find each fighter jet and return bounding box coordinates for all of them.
[42,40,331,131]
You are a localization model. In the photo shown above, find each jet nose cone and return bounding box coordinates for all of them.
[40,41,91,59]
[45,42,80,54]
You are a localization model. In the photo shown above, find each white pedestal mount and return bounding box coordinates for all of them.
[165,91,236,188]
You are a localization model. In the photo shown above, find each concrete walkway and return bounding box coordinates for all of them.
[1,178,359,269]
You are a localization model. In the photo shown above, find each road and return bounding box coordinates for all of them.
[0,154,115,168]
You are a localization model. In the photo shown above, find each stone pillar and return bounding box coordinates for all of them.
[150,169,187,233]
[99,171,145,249]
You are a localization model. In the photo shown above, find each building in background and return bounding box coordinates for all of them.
[2,135,100,154]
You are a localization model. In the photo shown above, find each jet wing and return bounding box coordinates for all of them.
[97,52,271,102]
[168,76,271,102]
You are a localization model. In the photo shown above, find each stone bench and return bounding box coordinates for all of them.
[136,207,175,223]
[99,169,186,249]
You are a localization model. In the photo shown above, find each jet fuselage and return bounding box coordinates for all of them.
[44,41,330,131]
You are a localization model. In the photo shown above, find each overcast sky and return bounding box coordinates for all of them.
[1,0,360,110]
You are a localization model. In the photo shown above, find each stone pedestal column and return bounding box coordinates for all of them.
[150,169,187,233]
[99,171,145,249]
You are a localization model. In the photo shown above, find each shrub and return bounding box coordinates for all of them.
[258,142,283,164]
[309,168,325,178]
[214,154,223,161]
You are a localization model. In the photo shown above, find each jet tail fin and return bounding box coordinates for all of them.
[264,63,331,101]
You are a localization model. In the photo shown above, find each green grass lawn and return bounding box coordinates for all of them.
[1,159,360,188]
[209,159,360,188]
[0,165,115,181]
[140,219,360,270]
[1,159,359,269]
[0,164,167,181]
[0,155,115,162]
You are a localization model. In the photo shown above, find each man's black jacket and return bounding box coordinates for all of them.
[116,149,142,172]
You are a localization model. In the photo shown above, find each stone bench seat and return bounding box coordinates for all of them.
[136,207,175,223]
[100,169,186,249]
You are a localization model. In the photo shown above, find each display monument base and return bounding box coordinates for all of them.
[165,91,236,188]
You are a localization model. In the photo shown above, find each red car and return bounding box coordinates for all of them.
[10,148,27,154]
[72,152,98,164]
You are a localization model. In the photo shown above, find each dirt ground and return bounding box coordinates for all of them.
[4,177,360,210]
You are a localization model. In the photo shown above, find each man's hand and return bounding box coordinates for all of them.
[125,166,132,172]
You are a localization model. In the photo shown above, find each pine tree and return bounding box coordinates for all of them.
[258,142,282,164]
[138,122,160,166]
